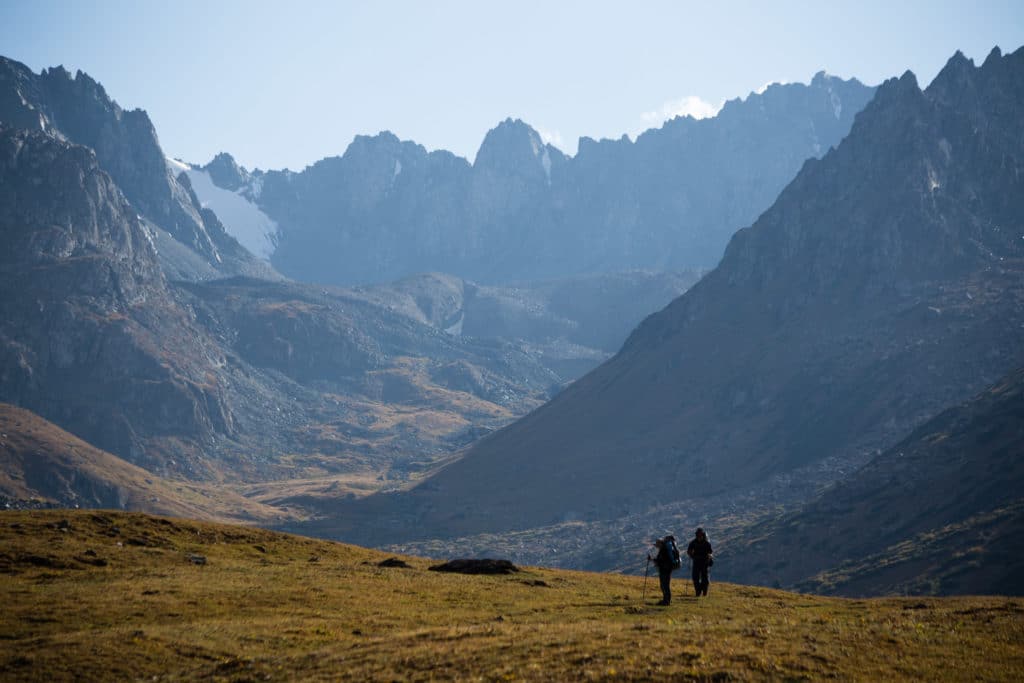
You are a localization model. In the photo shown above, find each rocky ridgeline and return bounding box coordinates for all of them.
[203,75,875,286]
[0,56,273,281]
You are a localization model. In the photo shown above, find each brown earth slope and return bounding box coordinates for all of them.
[0,403,288,523]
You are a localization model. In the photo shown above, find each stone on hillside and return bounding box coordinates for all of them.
[428,559,518,575]
[377,557,412,568]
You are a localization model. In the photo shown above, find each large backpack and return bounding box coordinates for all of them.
[665,537,682,570]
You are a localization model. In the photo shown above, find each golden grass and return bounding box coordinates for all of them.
[1,510,1022,682]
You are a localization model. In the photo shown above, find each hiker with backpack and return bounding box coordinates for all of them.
[648,535,682,606]
[687,527,714,597]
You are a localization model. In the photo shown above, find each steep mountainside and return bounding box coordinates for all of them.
[201,75,874,285]
[721,367,1024,596]
[0,56,274,281]
[0,125,564,490]
[0,126,235,477]
[315,47,1024,545]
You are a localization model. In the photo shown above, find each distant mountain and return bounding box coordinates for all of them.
[313,47,1024,546]
[356,269,704,379]
[197,74,875,285]
[722,367,1024,596]
[0,56,275,281]
[0,100,703,500]
[0,126,563,481]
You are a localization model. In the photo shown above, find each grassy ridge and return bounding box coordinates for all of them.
[1,510,1022,681]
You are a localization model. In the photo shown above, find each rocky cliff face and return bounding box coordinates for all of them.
[316,47,1024,544]
[0,126,234,476]
[0,56,274,281]
[206,76,874,286]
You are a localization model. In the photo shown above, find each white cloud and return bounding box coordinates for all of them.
[536,127,566,152]
[640,95,722,128]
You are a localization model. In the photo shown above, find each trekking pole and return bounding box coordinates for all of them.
[642,555,650,603]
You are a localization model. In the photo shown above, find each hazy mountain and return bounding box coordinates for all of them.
[355,269,704,379]
[313,47,1024,546]
[198,75,875,286]
[722,366,1024,596]
[0,56,702,497]
[0,126,565,483]
[0,56,275,281]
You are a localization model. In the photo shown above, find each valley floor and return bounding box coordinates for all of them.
[1,510,1022,681]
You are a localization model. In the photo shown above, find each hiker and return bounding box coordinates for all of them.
[648,535,681,605]
[687,527,714,596]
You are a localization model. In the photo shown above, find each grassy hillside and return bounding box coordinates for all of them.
[0,404,293,524]
[2,511,1022,681]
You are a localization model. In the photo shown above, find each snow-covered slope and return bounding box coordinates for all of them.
[166,158,277,260]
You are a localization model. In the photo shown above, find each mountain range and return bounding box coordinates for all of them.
[311,47,1024,571]
[0,54,707,496]
[187,74,875,286]
[2,46,1022,599]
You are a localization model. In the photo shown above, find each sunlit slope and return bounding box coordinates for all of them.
[2,510,1022,681]
[0,404,290,524]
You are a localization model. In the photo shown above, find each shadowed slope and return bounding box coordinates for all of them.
[315,47,1024,544]
[723,367,1024,596]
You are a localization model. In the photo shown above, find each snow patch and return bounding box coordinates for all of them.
[830,91,842,120]
[393,159,402,179]
[247,175,264,201]
[444,312,464,336]
[165,157,191,176]
[541,147,551,184]
[184,168,278,260]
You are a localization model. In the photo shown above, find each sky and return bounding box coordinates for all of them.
[2,1,1022,171]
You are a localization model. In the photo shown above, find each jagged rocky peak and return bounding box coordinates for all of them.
[0,125,163,300]
[321,130,435,184]
[0,57,52,133]
[203,152,248,191]
[474,117,563,181]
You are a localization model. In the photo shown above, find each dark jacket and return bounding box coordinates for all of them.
[687,538,713,564]
[653,542,674,572]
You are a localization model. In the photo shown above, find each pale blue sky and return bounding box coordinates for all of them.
[2,1,1022,170]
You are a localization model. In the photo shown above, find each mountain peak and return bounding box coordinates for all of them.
[983,46,1003,67]
[203,152,247,191]
[474,118,562,181]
